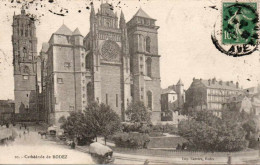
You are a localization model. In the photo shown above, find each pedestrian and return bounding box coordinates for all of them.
[71,141,75,149]
[19,126,21,130]
[27,128,29,134]
[144,159,149,165]
[19,133,21,138]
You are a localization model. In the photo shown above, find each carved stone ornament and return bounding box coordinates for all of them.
[101,40,120,61]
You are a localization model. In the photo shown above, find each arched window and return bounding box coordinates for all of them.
[146,57,152,77]
[23,65,30,74]
[146,37,151,52]
[147,91,152,110]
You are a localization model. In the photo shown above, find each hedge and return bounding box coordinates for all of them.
[112,132,150,149]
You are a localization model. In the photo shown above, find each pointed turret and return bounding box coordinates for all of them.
[120,11,126,29]
[90,2,96,21]
[177,79,184,86]
[72,28,82,36]
[21,5,25,15]
[72,28,83,45]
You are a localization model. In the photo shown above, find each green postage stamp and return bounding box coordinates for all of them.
[222,2,258,45]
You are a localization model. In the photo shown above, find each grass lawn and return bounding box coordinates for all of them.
[148,136,187,149]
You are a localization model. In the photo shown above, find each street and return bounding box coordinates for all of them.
[0,126,94,164]
[0,125,146,164]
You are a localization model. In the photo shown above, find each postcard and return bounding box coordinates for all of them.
[0,0,259,164]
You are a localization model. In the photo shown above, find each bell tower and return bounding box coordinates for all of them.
[127,8,161,122]
[12,7,38,114]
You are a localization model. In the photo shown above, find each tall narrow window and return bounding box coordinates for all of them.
[146,37,151,52]
[116,94,118,107]
[147,91,152,109]
[146,57,152,77]
[87,82,93,103]
[85,54,91,69]
[106,94,108,105]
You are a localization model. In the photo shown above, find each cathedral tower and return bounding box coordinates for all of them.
[12,7,38,115]
[84,2,131,119]
[127,8,161,122]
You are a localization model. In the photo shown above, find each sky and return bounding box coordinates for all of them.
[0,0,259,100]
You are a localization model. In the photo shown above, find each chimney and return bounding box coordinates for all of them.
[199,78,202,82]
[208,79,211,86]
[219,80,222,85]
[193,77,195,81]
[231,81,233,84]
[212,78,216,84]
[236,82,239,88]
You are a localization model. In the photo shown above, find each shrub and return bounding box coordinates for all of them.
[122,122,150,134]
[112,132,150,149]
[151,123,178,134]
[149,131,164,137]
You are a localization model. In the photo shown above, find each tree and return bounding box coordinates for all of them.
[58,115,67,124]
[125,101,151,123]
[60,111,95,142]
[178,110,248,152]
[84,102,121,145]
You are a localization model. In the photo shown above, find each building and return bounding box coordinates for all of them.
[185,78,242,117]
[223,94,253,113]
[246,85,260,117]
[127,7,161,122]
[40,3,162,124]
[12,7,39,120]
[161,79,185,121]
[0,100,15,124]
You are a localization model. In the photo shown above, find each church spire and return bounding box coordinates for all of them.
[90,2,95,20]
[120,11,126,29]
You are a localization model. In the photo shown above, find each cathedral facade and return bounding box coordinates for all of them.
[39,3,161,124]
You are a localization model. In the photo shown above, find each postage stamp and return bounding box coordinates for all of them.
[211,0,259,57]
[222,2,258,45]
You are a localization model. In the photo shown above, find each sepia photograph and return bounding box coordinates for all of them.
[0,0,259,164]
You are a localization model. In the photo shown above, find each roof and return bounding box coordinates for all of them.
[133,8,153,19]
[162,88,176,94]
[199,79,240,90]
[72,28,82,36]
[41,43,49,53]
[162,85,177,94]
[55,24,72,36]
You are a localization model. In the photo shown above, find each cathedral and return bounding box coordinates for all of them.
[13,3,162,124]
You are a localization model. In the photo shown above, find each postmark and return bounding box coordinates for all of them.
[211,1,259,57]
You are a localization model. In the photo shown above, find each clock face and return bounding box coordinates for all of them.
[101,40,120,61]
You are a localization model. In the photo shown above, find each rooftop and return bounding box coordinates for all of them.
[55,24,72,36]
[133,8,153,19]
[195,78,241,90]
[72,28,82,36]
